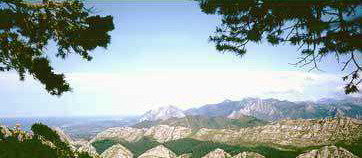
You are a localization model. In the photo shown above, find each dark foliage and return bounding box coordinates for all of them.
[164,138,205,155]
[0,123,93,158]
[196,0,362,94]
[93,137,330,158]
[335,136,362,157]
[119,137,160,156]
[92,137,160,157]
[164,138,300,158]
[31,123,70,152]
[92,139,118,155]
[0,0,114,95]
[0,137,59,158]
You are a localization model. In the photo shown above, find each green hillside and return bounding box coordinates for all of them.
[92,137,333,158]
[164,138,301,158]
[92,137,160,156]
[335,136,362,157]
[133,115,267,129]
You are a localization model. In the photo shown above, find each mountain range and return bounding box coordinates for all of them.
[133,115,267,130]
[5,96,362,158]
[60,96,362,158]
[139,97,362,123]
[90,117,362,158]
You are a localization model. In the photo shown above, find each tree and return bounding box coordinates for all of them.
[31,123,69,150]
[0,0,114,95]
[196,0,361,94]
[0,123,94,158]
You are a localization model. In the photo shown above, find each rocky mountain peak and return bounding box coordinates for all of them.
[243,97,262,103]
[233,152,265,158]
[92,124,191,144]
[233,98,282,120]
[100,144,133,158]
[138,145,177,158]
[145,125,192,143]
[222,99,233,103]
[186,96,362,121]
[296,146,359,158]
[76,142,99,157]
[316,96,362,106]
[91,127,145,143]
[139,105,186,122]
[202,148,231,158]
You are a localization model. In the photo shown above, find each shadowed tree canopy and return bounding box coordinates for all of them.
[0,0,114,95]
[0,123,93,158]
[196,0,361,94]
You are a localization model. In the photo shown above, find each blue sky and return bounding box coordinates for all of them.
[0,1,359,117]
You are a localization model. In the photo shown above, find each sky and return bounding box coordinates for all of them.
[0,1,361,117]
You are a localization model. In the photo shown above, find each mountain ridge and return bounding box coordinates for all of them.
[137,97,362,124]
[139,105,186,122]
[134,115,267,130]
[184,97,362,121]
[92,117,362,148]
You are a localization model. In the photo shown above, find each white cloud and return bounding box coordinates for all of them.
[64,69,343,114]
[0,69,345,116]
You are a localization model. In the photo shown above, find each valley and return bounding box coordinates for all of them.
[85,97,362,157]
[2,97,362,158]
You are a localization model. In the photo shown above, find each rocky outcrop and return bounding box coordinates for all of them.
[91,127,145,143]
[144,125,192,143]
[0,125,12,138]
[201,150,265,158]
[232,152,265,158]
[296,146,359,158]
[93,125,191,143]
[227,111,245,119]
[177,153,192,158]
[0,125,32,141]
[231,98,288,121]
[53,127,73,144]
[138,145,177,158]
[52,127,82,151]
[72,139,89,149]
[93,117,362,148]
[202,148,231,158]
[140,106,186,122]
[77,142,99,157]
[192,117,362,147]
[100,144,133,158]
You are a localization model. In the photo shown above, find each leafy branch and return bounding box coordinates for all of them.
[197,0,361,94]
